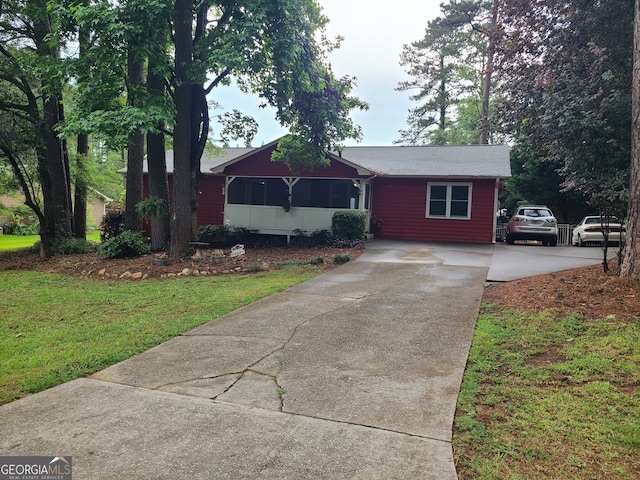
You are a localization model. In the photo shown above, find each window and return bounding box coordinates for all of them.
[427,183,472,219]
[292,179,360,209]
[227,178,288,206]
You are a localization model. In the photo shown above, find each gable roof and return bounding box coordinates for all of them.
[332,145,511,178]
[140,140,511,179]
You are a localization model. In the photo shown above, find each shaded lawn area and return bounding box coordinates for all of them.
[454,306,640,479]
[0,267,322,405]
[0,232,101,251]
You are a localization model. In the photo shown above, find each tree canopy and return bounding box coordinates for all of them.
[0,0,367,258]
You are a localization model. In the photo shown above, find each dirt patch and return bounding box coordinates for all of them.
[0,246,363,281]
[484,259,640,321]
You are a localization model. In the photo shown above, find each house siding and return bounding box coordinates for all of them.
[224,148,363,178]
[142,175,225,236]
[197,176,225,225]
[371,177,495,244]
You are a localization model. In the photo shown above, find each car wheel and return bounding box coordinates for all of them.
[549,236,557,247]
[578,235,585,247]
[506,233,515,245]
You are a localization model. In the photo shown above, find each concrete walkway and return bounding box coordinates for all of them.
[0,240,604,479]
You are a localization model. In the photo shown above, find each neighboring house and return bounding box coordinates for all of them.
[141,139,511,244]
[0,189,113,229]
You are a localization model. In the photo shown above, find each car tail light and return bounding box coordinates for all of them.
[584,226,602,232]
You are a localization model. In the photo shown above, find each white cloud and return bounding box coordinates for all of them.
[209,1,441,147]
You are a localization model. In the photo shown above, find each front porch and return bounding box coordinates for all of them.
[223,176,371,238]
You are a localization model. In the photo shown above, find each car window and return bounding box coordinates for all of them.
[522,208,551,217]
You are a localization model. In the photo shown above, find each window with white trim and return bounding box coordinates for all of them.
[426,183,472,219]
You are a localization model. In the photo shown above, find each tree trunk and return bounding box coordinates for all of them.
[620,0,640,277]
[74,18,89,240]
[479,0,499,145]
[170,0,195,258]
[35,9,73,253]
[190,84,208,241]
[74,133,89,240]
[124,47,145,232]
[147,57,170,251]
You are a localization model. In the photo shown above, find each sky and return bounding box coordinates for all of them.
[211,1,442,147]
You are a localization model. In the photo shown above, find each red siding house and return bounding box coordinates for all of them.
[143,139,511,244]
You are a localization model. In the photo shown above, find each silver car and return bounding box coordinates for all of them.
[506,205,558,246]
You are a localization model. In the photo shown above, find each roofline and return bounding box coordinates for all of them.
[209,138,282,173]
[209,137,376,176]
[326,151,374,175]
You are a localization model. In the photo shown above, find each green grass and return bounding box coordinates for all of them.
[0,232,101,251]
[0,267,322,405]
[454,306,640,479]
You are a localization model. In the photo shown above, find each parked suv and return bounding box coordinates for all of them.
[506,205,558,246]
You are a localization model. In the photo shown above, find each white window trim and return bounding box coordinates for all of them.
[426,182,472,220]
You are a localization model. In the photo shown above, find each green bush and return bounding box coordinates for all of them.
[3,205,39,235]
[98,230,150,258]
[100,211,125,242]
[55,238,99,255]
[136,197,169,219]
[198,225,259,247]
[332,253,353,264]
[331,211,366,240]
[198,224,232,245]
[308,256,325,265]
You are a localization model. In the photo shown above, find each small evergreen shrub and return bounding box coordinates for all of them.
[331,211,366,240]
[309,256,325,265]
[100,211,125,242]
[290,229,333,247]
[98,230,150,258]
[55,238,99,254]
[332,253,353,264]
[198,224,230,245]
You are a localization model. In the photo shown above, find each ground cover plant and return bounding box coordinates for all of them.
[454,263,640,479]
[0,267,325,405]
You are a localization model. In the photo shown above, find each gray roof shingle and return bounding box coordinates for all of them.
[142,142,511,179]
[333,145,511,178]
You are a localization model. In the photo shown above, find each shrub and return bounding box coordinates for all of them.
[329,238,367,250]
[98,230,150,258]
[309,256,325,265]
[136,197,169,219]
[290,229,334,247]
[331,211,366,240]
[198,224,261,247]
[55,238,99,254]
[3,205,39,235]
[332,253,353,264]
[100,211,125,242]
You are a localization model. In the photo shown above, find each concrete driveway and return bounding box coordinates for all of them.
[0,240,606,479]
[488,241,616,281]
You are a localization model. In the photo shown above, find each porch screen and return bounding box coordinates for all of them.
[227,178,288,206]
[292,179,360,209]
